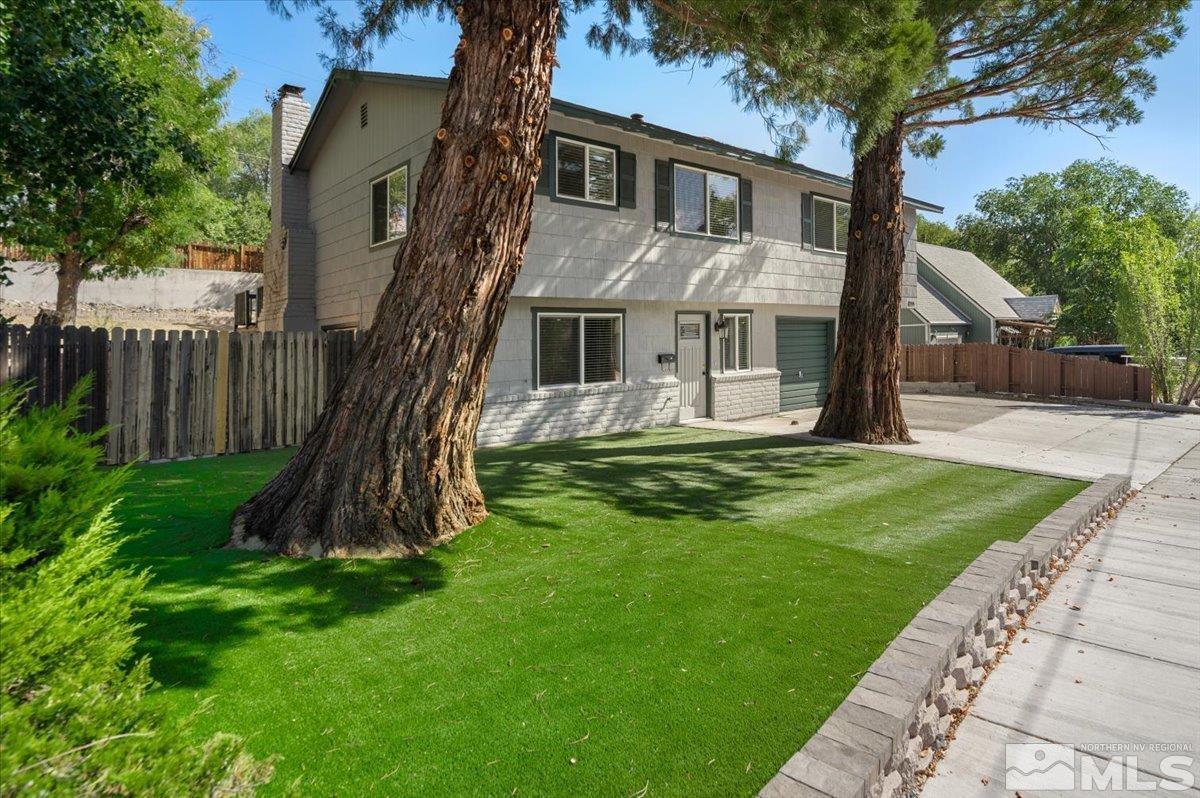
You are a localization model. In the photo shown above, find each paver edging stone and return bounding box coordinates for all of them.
[758,473,1132,798]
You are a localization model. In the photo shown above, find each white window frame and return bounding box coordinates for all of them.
[674,164,740,240]
[722,312,752,371]
[535,311,625,389]
[555,137,618,206]
[812,195,850,255]
[370,165,409,246]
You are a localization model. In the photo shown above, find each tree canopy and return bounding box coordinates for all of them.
[916,214,960,247]
[199,110,273,247]
[1113,214,1200,404]
[0,0,232,318]
[955,159,1193,343]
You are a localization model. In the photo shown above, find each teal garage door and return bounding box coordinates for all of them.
[776,318,832,410]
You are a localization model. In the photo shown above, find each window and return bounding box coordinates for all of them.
[812,196,850,253]
[370,166,408,246]
[721,313,751,371]
[536,312,623,388]
[556,138,616,205]
[673,165,739,239]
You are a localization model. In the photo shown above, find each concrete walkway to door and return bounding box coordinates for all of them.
[697,394,1200,487]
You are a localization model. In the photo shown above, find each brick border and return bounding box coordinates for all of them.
[759,473,1132,798]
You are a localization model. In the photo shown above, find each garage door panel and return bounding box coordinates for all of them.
[776,318,832,411]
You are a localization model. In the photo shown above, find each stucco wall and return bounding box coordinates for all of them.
[0,261,260,309]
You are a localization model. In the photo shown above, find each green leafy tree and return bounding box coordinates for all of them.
[1114,215,1200,404]
[0,381,272,794]
[955,159,1192,343]
[916,214,960,247]
[0,0,233,322]
[608,1,1187,442]
[200,110,273,247]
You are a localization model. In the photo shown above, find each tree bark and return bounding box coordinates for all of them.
[53,249,83,324]
[812,115,913,444]
[229,0,561,557]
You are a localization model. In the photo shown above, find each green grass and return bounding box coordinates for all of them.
[115,428,1083,797]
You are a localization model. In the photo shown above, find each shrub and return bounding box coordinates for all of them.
[0,381,271,796]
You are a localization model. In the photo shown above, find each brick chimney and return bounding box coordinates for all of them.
[259,84,317,331]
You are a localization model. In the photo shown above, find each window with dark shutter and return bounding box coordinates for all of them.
[673,164,739,239]
[813,196,850,254]
[536,312,624,388]
[555,137,616,204]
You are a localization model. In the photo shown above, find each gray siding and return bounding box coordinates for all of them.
[298,81,919,331]
[305,82,443,329]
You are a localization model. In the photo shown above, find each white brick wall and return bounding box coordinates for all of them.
[710,368,781,421]
[476,377,679,447]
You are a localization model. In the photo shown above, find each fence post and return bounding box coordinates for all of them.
[213,331,230,455]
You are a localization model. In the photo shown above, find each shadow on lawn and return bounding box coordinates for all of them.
[133,552,446,689]
[126,430,856,688]
[477,429,859,531]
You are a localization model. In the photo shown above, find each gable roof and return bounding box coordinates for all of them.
[1005,295,1060,322]
[915,242,1029,320]
[289,70,943,212]
[914,275,971,325]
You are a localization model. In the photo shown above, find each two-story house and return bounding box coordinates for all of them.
[260,71,942,447]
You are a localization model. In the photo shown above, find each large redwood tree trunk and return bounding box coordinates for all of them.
[230,0,561,557]
[812,115,913,444]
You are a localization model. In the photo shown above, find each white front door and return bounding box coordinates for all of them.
[676,313,709,421]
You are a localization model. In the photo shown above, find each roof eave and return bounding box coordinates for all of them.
[287,71,943,212]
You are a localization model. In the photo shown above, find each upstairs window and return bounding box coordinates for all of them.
[556,138,616,205]
[813,196,850,254]
[674,164,739,239]
[721,313,752,371]
[370,165,408,245]
[536,311,623,388]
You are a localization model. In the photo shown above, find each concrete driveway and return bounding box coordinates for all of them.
[699,394,1200,486]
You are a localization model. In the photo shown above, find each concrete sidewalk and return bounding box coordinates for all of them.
[921,445,1200,796]
[698,394,1200,486]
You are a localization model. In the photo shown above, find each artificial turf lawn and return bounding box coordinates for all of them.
[115,427,1083,797]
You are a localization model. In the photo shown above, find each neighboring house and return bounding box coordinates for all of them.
[901,242,1060,347]
[260,72,942,446]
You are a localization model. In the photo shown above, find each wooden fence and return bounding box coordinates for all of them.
[179,242,263,272]
[1,324,362,464]
[2,241,264,273]
[901,343,1151,403]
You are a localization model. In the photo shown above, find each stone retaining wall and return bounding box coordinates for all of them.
[760,473,1132,798]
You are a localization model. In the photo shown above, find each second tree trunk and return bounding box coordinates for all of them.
[812,115,913,444]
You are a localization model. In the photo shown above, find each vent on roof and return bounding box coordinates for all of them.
[360,102,368,128]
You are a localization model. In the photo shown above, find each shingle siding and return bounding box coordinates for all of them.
[265,78,936,444]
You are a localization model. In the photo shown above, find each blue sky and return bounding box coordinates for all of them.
[185,0,1200,221]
